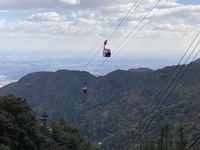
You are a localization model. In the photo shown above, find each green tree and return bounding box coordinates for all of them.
[51,118,93,150]
[0,95,44,150]
[143,144,155,150]
[0,95,94,150]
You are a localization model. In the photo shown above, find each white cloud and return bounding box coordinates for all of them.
[154,5,200,22]
[60,0,80,5]
[154,24,191,31]
[0,10,104,37]
[71,10,97,19]
[28,12,66,22]
[0,0,198,55]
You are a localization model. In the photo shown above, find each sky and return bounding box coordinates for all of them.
[0,0,199,87]
[0,0,199,70]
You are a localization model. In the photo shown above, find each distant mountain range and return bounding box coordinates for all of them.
[0,60,200,149]
[0,52,179,87]
[128,67,153,72]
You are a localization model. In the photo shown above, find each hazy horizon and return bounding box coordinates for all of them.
[0,49,192,88]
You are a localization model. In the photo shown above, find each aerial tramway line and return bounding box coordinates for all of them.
[82,40,111,94]
[80,0,142,94]
[79,0,200,149]
[81,0,157,94]
[80,0,167,96]
[80,0,171,96]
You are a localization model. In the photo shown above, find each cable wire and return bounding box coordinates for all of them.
[113,0,169,57]
[187,135,200,150]
[123,33,200,149]
[93,0,162,75]
[82,0,140,72]
[133,30,200,135]
[107,0,140,41]
[125,36,200,149]
[132,40,200,149]
[101,0,169,76]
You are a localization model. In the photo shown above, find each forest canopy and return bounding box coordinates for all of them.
[0,95,94,150]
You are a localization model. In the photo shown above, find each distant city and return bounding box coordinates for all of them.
[0,51,184,87]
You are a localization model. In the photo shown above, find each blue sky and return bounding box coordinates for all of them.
[0,0,199,58]
[178,0,199,5]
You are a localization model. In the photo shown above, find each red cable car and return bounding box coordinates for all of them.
[103,40,111,57]
[82,87,87,94]
[82,82,87,94]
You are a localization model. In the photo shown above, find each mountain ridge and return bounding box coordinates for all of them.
[0,62,200,149]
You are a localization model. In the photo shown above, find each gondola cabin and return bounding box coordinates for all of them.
[82,87,87,94]
[103,49,111,57]
[103,40,111,57]
[82,82,87,94]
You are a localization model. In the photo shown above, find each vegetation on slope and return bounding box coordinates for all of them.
[143,126,199,150]
[0,95,94,150]
[0,62,200,149]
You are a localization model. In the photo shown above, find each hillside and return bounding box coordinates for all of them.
[0,63,200,149]
[0,95,94,150]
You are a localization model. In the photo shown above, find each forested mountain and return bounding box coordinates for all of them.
[0,61,200,149]
[0,95,94,150]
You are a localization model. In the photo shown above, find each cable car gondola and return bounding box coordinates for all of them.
[82,82,87,94]
[103,40,111,57]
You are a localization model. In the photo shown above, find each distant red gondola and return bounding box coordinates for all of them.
[82,87,87,94]
[82,82,87,94]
